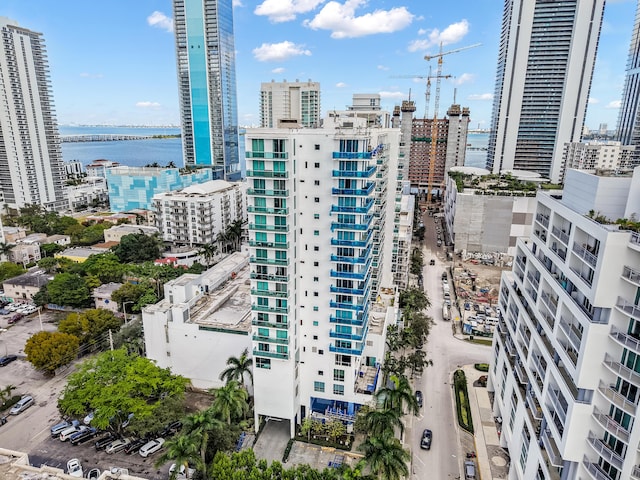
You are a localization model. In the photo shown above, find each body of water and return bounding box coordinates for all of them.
[60,126,183,168]
[464,132,490,169]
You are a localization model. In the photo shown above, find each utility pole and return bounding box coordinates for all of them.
[109,329,114,351]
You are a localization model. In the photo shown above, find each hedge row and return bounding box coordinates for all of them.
[453,370,474,434]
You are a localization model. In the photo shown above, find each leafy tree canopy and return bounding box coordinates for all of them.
[25,331,80,374]
[112,233,163,263]
[82,252,125,283]
[59,348,189,433]
[111,282,157,313]
[73,221,112,246]
[40,242,66,258]
[0,262,25,283]
[58,308,122,345]
[46,272,91,307]
[399,287,430,312]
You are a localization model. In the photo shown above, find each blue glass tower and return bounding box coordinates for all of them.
[173,0,241,181]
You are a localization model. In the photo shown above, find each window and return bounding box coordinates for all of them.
[313,335,318,340]
[315,144,320,150]
[313,277,319,282]
[318,370,324,375]
[314,381,325,392]
[314,214,320,220]
[314,180,320,186]
[314,246,319,252]
[313,306,319,312]
[333,384,344,395]
[314,163,320,168]
[314,292,319,297]
[314,230,319,236]
[314,197,320,203]
[319,349,324,355]
[314,261,319,266]
[333,369,345,382]
[313,320,319,325]
[255,358,271,369]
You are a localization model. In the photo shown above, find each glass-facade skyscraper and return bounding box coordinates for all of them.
[173,0,241,181]
[486,0,605,184]
[616,3,640,147]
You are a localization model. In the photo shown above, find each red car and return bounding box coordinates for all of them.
[7,313,23,324]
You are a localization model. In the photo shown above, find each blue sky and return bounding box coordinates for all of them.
[2,0,636,130]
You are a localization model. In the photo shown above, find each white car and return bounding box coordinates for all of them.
[66,458,83,478]
[105,437,131,454]
[169,463,196,479]
[139,437,165,457]
[84,411,94,424]
[59,425,81,441]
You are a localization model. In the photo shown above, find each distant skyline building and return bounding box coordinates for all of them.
[486,0,605,183]
[617,2,640,147]
[173,0,240,181]
[0,17,67,211]
[260,80,321,128]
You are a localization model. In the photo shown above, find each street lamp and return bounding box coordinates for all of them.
[122,301,134,324]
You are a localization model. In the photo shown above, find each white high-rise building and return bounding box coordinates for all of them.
[489,167,640,480]
[563,141,638,174]
[260,80,320,128]
[245,104,406,434]
[0,18,66,211]
[486,1,605,183]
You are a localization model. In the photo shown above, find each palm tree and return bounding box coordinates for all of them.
[183,408,223,468]
[155,434,200,479]
[0,242,13,261]
[359,430,410,480]
[219,348,253,386]
[375,375,419,416]
[364,408,404,437]
[216,231,228,254]
[210,380,248,424]
[225,219,244,252]
[197,243,218,267]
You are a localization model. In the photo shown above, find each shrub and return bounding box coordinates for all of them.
[453,369,473,434]
[282,438,294,462]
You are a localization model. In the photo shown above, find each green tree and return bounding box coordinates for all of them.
[46,272,91,307]
[410,247,424,275]
[58,348,189,434]
[225,219,244,253]
[58,309,121,346]
[74,221,111,245]
[210,380,248,425]
[37,257,59,273]
[111,281,157,313]
[0,384,16,405]
[82,252,125,283]
[197,243,218,267]
[24,331,80,374]
[112,233,163,263]
[155,434,200,479]
[0,262,25,282]
[359,430,410,480]
[183,408,224,468]
[325,419,347,443]
[399,287,430,311]
[40,243,65,258]
[219,348,253,386]
[127,394,186,438]
[364,408,404,437]
[32,285,50,306]
[376,375,419,416]
[0,242,13,260]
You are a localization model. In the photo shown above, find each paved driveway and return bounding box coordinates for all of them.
[253,419,291,464]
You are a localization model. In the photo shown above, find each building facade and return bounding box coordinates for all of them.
[563,141,639,175]
[260,80,320,128]
[245,108,403,434]
[617,2,640,147]
[486,0,605,183]
[152,179,246,246]
[489,167,640,479]
[173,0,240,180]
[106,167,214,212]
[64,177,109,212]
[0,18,67,211]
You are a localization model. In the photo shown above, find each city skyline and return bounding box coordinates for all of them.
[1,0,636,129]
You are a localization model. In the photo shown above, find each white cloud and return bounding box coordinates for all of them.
[408,19,469,51]
[255,0,325,23]
[80,72,103,79]
[305,0,414,39]
[606,100,621,109]
[271,67,286,74]
[377,65,389,71]
[336,82,347,88]
[136,101,161,108]
[588,97,599,104]
[467,93,493,101]
[253,41,312,62]
[453,73,474,85]
[379,91,405,99]
[147,11,173,33]
[233,0,244,6]
[417,28,427,35]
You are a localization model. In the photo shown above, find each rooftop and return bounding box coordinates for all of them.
[105,224,159,234]
[3,269,53,287]
[92,282,123,296]
[57,246,109,259]
[448,170,543,196]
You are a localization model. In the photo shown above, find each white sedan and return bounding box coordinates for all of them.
[66,458,83,478]
[139,437,165,457]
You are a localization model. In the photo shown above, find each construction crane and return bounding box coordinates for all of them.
[424,43,481,204]
[391,67,452,118]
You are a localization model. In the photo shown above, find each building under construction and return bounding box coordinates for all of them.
[408,104,470,195]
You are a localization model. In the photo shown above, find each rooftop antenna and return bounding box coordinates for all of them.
[453,87,457,105]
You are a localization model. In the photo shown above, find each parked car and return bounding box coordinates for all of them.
[160,420,183,438]
[0,354,18,366]
[0,416,7,426]
[420,429,432,450]
[59,425,82,441]
[106,437,131,454]
[139,437,165,457]
[70,427,98,445]
[10,395,34,415]
[85,468,101,479]
[415,390,424,408]
[7,313,24,324]
[94,433,117,451]
[169,463,196,479]
[51,419,80,438]
[121,412,134,428]
[83,411,95,425]
[464,460,477,479]
[0,308,10,315]
[66,458,83,478]
[123,438,147,454]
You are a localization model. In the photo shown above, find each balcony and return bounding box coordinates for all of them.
[332,166,376,178]
[550,243,567,262]
[622,265,640,287]
[253,334,289,345]
[246,170,288,178]
[540,429,563,467]
[610,326,640,355]
[253,348,289,360]
[330,269,370,281]
[572,242,598,268]
[329,344,364,355]
[251,318,289,329]
[332,152,372,159]
[514,361,528,385]
[551,226,570,246]
[569,265,593,287]
[246,151,288,159]
[249,223,288,232]
[330,285,366,296]
[251,304,289,315]
[587,431,624,470]
[582,457,615,480]
[527,271,540,291]
[632,465,640,480]
[330,217,372,232]
[251,289,289,298]
[249,240,289,249]
[329,330,364,341]
[597,381,637,417]
[536,213,550,228]
[540,290,559,315]
[250,272,289,283]
[247,188,289,197]
[331,183,375,196]
[331,232,371,248]
[631,231,640,249]
[616,296,640,321]
[329,301,366,312]
[547,388,568,424]
[603,353,640,389]
[591,405,630,443]
[330,251,371,264]
[330,199,374,214]
[329,316,365,327]
[558,316,582,352]
[247,206,289,215]
[250,256,289,266]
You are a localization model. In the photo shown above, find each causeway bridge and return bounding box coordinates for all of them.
[60,134,154,143]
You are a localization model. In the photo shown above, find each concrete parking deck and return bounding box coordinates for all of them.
[253,419,291,465]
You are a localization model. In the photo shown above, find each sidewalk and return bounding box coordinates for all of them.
[463,365,509,480]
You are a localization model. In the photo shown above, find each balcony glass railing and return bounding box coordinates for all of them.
[250,256,289,266]
[329,344,364,355]
[246,151,288,159]
[247,206,289,215]
[582,457,614,480]
[329,301,366,312]
[249,223,288,232]
[603,353,640,388]
[591,405,630,443]
[251,319,288,329]
[330,268,370,281]
[616,296,640,321]
[251,289,289,298]
[332,152,372,159]
[329,316,365,326]
[572,242,598,268]
[253,349,288,360]
[536,213,550,228]
[330,199,374,214]
[622,265,640,287]
[329,330,364,341]
[249,240,289,249]
[597,381,637,416]
[586,431,624,470]
[609,326,640,355]
[247,188,289,197]
[331,183,375,196]
[329,285,366,296]
[332,166,376,178]
[250,272,289,282]
[540,429,563,467]
[250,304,289,314]
[246,170,288,178]
[551,226,570,246]
[252,335,289,345]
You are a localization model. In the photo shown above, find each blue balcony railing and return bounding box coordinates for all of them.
[331,232,372,248]
[329,330,364,341]
[329,301,366,312]
[329,285,366,296]
[246,151,288,159]
[329,344,364,355]
[331,183,374,196]
[330,269,370,281]
[330,199,374,214]
[332,166,376,178]
[246,170,288,178]
[332,152,372,159]
[249,223,288,232]
[331,216,372,232]
[329,316,365,326]
[247,189,289,197]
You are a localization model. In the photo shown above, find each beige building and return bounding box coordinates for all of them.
[562,141,638,178]
[3,270,52,302]
[103,224,159,243]
[260,79,321,128]
[93,282,123,313]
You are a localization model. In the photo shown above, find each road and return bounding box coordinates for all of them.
[408,209,490,480]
